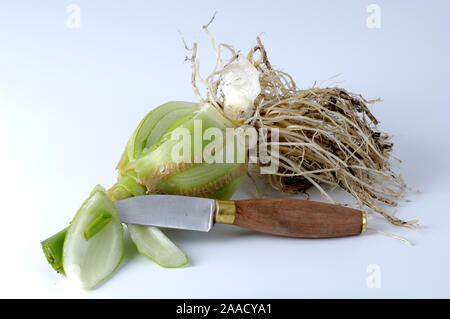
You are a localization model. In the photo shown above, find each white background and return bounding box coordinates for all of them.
[1,0,449,298]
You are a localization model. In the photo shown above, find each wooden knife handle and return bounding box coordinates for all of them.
[215,199,366,238]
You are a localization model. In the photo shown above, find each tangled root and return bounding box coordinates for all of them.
[186,16,417,228]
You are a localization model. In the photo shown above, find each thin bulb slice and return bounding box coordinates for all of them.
[127,224,188,268]
[63,185,124,289]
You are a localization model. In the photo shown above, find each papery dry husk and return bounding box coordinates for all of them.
[186,17,417,228]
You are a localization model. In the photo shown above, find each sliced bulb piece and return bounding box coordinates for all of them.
[127,224,188,268]
[63,185,124,289]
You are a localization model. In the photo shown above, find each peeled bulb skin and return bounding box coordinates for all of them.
[222,55,261,121]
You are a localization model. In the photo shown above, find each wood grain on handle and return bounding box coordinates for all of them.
[233,199,364,238]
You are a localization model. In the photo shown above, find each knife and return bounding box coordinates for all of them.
[115,195,367,238]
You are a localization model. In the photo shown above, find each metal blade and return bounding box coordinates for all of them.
[115,195,216,232]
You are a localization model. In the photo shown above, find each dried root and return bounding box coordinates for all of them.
[186,19,417,228]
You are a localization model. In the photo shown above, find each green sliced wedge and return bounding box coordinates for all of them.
[127,224,188,268]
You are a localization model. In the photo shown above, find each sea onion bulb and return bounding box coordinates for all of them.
[110,102,247,201]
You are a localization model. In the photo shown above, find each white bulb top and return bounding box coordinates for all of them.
[222,55,261,121]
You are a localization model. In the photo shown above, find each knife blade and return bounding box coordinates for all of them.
[115,195,367,238]
[116,195,216,232]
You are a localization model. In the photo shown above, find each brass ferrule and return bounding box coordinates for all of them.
[361,211,367,234]
[215,200,236,225]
